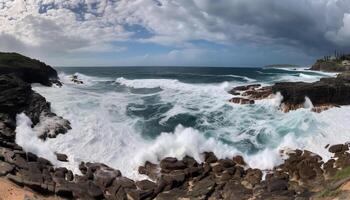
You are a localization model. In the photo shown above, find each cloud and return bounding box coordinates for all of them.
[1,0,350,66]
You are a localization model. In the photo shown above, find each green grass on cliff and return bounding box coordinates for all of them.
[334,166,350,180]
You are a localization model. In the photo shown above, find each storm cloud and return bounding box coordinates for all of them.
[1,0,350,66]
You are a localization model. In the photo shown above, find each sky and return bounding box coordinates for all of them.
[1,0,350,67]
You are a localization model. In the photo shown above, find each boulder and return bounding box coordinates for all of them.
[329,144,349,153]
[160,157,186,172]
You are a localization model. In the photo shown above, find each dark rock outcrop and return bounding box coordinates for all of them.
[0,52,58,86]
[229,74,350,112]
[0,74,70,139]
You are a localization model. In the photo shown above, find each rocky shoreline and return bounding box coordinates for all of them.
[229,72,350,113]
[2,53,350,199]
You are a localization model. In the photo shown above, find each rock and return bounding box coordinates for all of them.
[155,188,187,200]
[0,74,71,139]
[161,171,186,188]
[222,180,252,199]
[94,166,121,189]
[329,144,349,153]
[126,189,154,200]
[159,157,186,172]
[0,75,31,117]
[56,153,68,162]
[233,155,246,165]
[182,156,198,167]
[272,77,350,110]
[218,158,235,168]
[0,52,58,86]
[136,180,157,191]
[267,178,289,192]
[71,75,84,84]
[0,161,14,176]
[187,176,216,198]
[138,161,159,181]
[230,84,261,92]
[203,152,218,163]
[242,168,263,189]
[229,97,255,104]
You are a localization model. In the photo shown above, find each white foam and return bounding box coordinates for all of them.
[303,97,314,109]
[15,113,57,163]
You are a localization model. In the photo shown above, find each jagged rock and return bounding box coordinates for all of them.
[182,156,198,167]
[160,157,186,172]
[203,152,218,163]
[138,161,159,181]
[233,155,246,165]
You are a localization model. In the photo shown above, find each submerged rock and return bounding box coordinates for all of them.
[71,75,84,84]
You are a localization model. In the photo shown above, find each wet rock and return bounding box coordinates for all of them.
[272,77,350,110]
[204,152,218,163]
[233,155,246,165]
[329,144,349,153]
[182,155,198,167]
[55,153,68,162]
[230,84,262,92]
[138,161,159,181]
[71,75,84,84]
[218,158,235,168]
[160,157,186,172]
[229,97,255,104]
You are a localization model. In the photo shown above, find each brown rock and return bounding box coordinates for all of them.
[229,97,255,104]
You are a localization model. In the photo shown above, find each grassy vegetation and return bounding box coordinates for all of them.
[317,188,341,198]
[333,166,350,180]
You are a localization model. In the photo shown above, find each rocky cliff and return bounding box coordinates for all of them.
[0,52,58,86]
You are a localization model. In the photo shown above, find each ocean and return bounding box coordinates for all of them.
[21,66,350,179]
